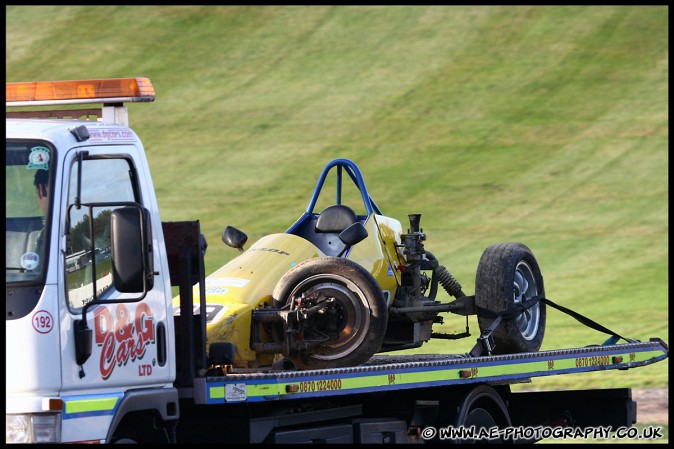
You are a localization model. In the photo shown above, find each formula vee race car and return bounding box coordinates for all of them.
[181,158,546,370]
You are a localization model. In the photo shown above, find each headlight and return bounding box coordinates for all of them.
[6,413,61,443]
[5,415,29,444]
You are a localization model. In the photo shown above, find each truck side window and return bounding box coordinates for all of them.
[6,142,55,284]
[65,157,138,310]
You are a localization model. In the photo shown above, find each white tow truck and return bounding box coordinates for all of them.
[5,77,668,444]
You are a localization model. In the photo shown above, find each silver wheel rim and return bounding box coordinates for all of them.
[513,261,540,340]
[289,273,370,361]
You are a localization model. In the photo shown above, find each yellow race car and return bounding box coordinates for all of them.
[179,159,546,370]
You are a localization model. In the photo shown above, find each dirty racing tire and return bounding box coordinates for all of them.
[475,242,546,354]
[271,257,388,369]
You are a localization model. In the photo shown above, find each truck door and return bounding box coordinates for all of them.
[59,145,172,398]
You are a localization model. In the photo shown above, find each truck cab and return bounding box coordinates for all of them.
[6,78,178,443]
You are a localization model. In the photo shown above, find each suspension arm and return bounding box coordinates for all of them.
[389,295,476,316]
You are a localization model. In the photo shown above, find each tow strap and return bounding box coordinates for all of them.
[468,295,638,357]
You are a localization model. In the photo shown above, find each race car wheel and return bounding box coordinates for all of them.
[475,242,546,354]
[272,257,388,369]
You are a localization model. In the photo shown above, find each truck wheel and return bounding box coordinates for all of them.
[272,257,388,369]
[475,242,546,354]
[454,385,511,444]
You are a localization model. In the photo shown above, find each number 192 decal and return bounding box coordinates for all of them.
[32,310,54,334]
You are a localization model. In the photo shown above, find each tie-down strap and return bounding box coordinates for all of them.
[469,295,637,357]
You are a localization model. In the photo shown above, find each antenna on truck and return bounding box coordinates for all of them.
[5,77,155,126]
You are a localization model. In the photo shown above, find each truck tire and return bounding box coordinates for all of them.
[475,242,546,354]
[271,257,388,369]
[455,385,511,444]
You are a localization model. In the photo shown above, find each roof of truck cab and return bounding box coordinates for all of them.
[6,118,141,146]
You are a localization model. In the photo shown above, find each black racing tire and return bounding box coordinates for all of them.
[271,257,388,369]
[475,242,546,354]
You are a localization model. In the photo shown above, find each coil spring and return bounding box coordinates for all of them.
[434,265,464,298]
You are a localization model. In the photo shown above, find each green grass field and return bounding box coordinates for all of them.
[6,6,668,391]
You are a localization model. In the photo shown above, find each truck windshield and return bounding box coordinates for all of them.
[6,141,54,285]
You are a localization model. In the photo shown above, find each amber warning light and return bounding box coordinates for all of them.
[6,77,155,106]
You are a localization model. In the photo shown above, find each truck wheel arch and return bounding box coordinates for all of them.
[106,388,179,444]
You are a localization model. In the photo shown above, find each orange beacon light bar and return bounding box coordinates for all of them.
[6,77,155,106]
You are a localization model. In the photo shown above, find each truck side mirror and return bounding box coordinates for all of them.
[222,226,248,252]
[111,206,154,293]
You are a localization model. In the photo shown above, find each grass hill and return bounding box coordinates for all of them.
[6,5,668,389]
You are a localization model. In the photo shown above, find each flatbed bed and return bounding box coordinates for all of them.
[192,339,668,404]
